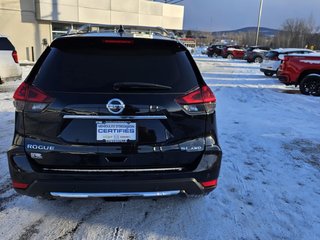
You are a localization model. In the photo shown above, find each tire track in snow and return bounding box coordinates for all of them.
[0,179,12,195]
[17,218,44,240]
[54,206,102,240]
[0,193,19,212]
[110,202,126,240]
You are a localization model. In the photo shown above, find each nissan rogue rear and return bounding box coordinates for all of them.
[7,26,222,199]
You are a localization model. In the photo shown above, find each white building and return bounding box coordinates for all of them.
[0,0,184,61]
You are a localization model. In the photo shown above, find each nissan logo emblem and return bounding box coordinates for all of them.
[106,98,125,114]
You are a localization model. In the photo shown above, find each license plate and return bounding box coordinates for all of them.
[96,122,136,142]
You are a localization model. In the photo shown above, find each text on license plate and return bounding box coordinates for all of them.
[96,122,136,142]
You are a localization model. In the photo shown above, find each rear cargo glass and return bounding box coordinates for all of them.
[265,51,278,58]
[0,38,14,50]
[33,40,199,93]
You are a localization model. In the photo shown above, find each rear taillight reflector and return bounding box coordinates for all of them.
[201,179,218,188]
[12,50,19,63]
[13,82,52,103]
[175,85,216,115]
[13,82,52,111]
[13,82,28,101]
[12,181,29,189]
[176,85,216,105]
[201,85,216,103]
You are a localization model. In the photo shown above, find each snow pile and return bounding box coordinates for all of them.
[227,47,244,52]
[253,49,268,53]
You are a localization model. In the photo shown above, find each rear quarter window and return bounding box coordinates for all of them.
[0,38,14,50]
[33,39,199,93]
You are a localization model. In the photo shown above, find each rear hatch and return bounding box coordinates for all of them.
[264,51,279,61]
[21,36,208,171]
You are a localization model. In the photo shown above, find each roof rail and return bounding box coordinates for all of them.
[66,24,176,39]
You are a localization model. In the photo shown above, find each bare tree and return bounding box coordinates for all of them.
[274,16,319,48]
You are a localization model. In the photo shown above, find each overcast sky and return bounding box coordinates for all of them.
[179,0,320,31]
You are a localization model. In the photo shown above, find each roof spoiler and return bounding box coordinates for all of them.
[66,24,176,39]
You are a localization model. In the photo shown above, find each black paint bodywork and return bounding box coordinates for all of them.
[8,33,222,197]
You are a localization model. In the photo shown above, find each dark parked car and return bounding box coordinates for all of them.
[207,44,225,57]
[8,25,222,199]
[244,46,271,63]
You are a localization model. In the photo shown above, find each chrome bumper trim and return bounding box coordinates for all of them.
[43,167,183,173]
[50,190,181,198]
[63,115,167,120]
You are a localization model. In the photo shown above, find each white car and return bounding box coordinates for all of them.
[0,35,22,84]
[260,48,314,77]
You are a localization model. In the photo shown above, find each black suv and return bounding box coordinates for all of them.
[206,44,225,57]
[8,25,222,199]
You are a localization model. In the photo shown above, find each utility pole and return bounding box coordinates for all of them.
[255,0,264,46]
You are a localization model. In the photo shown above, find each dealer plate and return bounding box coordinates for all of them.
[96,122,136,142]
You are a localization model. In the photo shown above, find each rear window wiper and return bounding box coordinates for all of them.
[113,82,172,91]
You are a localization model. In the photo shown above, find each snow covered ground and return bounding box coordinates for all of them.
[0,58,319,240]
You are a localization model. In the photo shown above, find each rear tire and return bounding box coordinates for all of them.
[254,57,263,63]
[300,74,320,96]
[227,54,234,59]
[264,72,274,77]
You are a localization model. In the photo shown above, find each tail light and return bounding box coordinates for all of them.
[12,50,19,63]
[279,56,288,71]
[201,179,218,188]
[283,56,289,61]
[102,39,134,45]
[176,85,216,115]
[13,82,53,112]
[12,181,29,189]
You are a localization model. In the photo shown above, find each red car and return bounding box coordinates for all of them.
[221,45,245,59]
[277,53,320,96]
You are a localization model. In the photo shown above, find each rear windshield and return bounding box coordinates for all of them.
[33,41,199,93]
[0,38,14,50]
[265,51,278,58]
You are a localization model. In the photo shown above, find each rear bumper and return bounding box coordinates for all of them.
[277,71,296,85]
[15,178,214,198]
[277,74,291,84]
[260,68,277,74]
[8,145,222,198]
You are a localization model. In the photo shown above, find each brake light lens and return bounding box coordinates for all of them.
[13,82,52,111]
[12,50,19,63]
[12,181,29,189]
[176,85,216,115]
[102,39,134,45]
[201,179,218,188]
